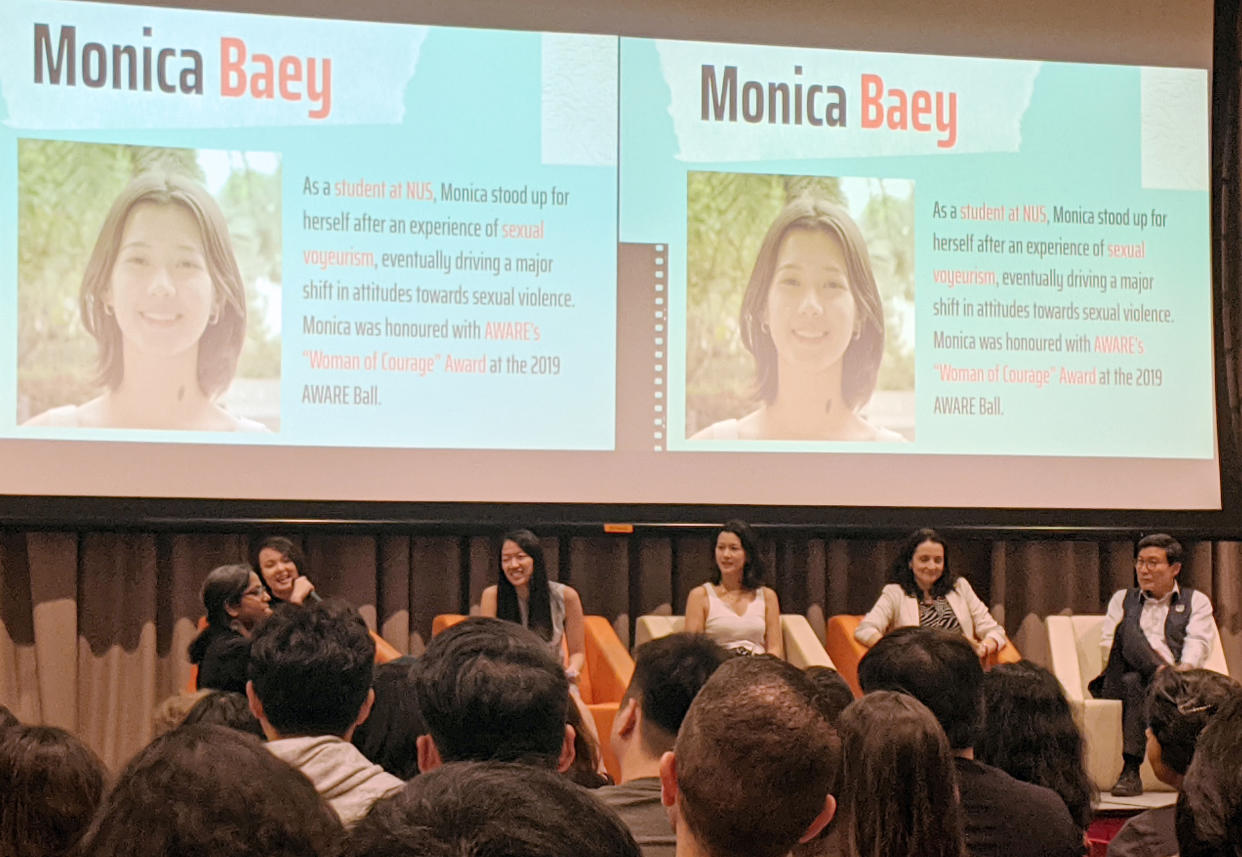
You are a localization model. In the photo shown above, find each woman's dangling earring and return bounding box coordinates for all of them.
[761,320,770,334]
[210,304,221,325]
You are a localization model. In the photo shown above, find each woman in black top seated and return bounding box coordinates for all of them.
[188,564,271,693]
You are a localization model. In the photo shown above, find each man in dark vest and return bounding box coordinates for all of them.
[1089,533,1217,797]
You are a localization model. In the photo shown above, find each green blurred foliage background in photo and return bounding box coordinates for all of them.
[684,171,915,436]
[16,140,282,425]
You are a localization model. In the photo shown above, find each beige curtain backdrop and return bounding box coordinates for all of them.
[2,529,1240,771]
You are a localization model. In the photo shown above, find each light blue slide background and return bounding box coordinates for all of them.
[0,2,618,450]
[620,38,1212,458]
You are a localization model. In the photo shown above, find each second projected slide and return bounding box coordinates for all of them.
[0,1,617,449]
[620,39,1213,459]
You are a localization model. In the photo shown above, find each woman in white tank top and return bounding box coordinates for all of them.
[684,520,783,657]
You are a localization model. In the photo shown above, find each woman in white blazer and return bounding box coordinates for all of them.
[854,528,1006,657]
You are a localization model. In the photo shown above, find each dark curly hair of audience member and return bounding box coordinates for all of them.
[836,691,965,857]
[78,724,342,857]
[857,626,981,750]
[346,761,641,857]
[1176,692,1242,857]
[0,725,107,857]
[1147,668,1241,778]
[351,657,424,780]
[248,599,376,738]
[181,690,265,738]
[977,661,1096,830]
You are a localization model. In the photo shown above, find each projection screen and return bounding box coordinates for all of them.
[0,0,1223,517]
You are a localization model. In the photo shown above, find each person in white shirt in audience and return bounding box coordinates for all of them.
[246,600,403,827]
[600,633,730,857]
[1089,533,1217,797]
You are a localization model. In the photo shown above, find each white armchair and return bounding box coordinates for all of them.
[1045,613,1230,792]
[634,614,835,670]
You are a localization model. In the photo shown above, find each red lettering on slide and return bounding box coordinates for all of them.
[218,36,332,119]
[860,73,958,148]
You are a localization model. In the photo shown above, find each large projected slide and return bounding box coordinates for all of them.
[1,1,618,450]
[0,0,1221,510]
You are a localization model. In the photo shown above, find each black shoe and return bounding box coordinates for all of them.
[1110,768,1143,797]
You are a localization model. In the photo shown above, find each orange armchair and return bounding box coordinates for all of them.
[431,614,634,781]
[825,614,1020,697]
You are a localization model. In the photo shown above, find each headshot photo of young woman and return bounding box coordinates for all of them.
[685,173,914,442]
[17,141,282,432]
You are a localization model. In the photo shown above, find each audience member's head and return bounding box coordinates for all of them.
[804,666,856,726]
[182,689,265,738]
[80,724,342,857]
[978,660,1096,830]
[151,690,211,737]
[612,632,730,778]
[351,656,423,781]
[1147,668,1241,788]
[346,761,641,857]
[835,691,965,857]
[247,599,376,740]
[857,626,981,750]
[662,656,841,857]
[564,688,610,788]
[1176,692,1242,857]
[0,725,106,857]
[412,617,571,771]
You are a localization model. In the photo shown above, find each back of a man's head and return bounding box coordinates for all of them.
[1176,693,1242,857]
[346,761,641,857]
[248,600,376,738]
[625,633,730,755]
[857,627,982,750]
[413,617,568,766]
[670,656,841,857]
